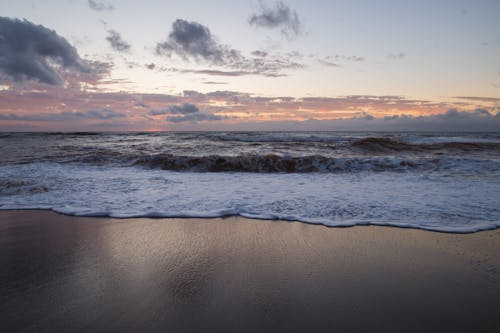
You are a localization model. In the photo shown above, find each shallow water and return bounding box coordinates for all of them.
[1,131,499,232]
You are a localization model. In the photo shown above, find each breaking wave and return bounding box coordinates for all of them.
[351,137,500,153]
[132,153,499,174]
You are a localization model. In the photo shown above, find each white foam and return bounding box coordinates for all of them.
[1,163,499,233]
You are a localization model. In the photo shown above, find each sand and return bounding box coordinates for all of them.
[1,210,500,332]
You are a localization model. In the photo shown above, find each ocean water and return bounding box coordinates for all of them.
[1,131,499,233]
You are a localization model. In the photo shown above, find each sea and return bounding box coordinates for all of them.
[1,131,499,233]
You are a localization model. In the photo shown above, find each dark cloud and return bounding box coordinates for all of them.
[251,50,268,57]
[148,102,225,123]
[87,0,114,12]
[168,103,200,114]
[149,103,199,115]
[0,108,124,121]
[156,19,241,65]
[106,30,130,52]
[0,17,90,85]
[249,1,301,38]
[155,19,303,77]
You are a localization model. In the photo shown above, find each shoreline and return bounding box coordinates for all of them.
[1,208,498,234]
[2,210,500,332]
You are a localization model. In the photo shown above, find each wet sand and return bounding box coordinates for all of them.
[1,210,500,332]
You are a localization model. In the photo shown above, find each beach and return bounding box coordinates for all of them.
[1,210,499,332]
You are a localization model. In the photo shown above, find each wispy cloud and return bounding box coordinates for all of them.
[167,112,225,123]
[0,108,125,121]
[203,81,227,85]
[330,55,365,62]
[106,30,131,52]
[317,59,341,67]
[0,17,90,85]
[317,54,365,67]
[249,1,301,38]
[169,68,287,78]
[388,52,406,60]
[87,0,114,12]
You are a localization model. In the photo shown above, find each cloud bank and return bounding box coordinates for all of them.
[1,84,498,131]
[0,17,90,85]
[0,108,124,121]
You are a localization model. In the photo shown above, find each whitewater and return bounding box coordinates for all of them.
[1,131,499,233]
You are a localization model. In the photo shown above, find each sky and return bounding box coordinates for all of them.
[0,0,499,131]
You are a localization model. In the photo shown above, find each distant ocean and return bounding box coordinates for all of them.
[1,131,499,233]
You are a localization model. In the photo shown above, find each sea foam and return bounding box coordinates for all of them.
[1,163,499,233]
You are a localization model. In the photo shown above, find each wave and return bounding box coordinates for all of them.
[351,137,500,153]
[131,153,499,174]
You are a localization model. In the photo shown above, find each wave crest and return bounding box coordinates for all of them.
[352,137,500,153]
[131,153,495,173]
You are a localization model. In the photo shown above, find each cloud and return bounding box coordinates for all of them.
[249,1,301,38]
[149,103,199,115]
[388,52,405,60]
[155,19,303,77]
[2,84,499,131]
[171,68,286,77]
[317,55,365,67]
[203,81,227,85]
[162,108,500,131]
[453,96,500,103]
[87,0,114,11]
[251,50,268,57]
[331,55,365,62]
[296,109,500,131]
[106,30,130,52]
[0,17,90,85]
[0,108,125,121]
[149,102,225,123]
[78,108,125,119]
[168,103,200,114]
[166,113,225,123]
[156,19,241,66]
[318,59,340,67]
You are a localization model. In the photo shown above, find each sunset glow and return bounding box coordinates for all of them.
[1,0,499,131]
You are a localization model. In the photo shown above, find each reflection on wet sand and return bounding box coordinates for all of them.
[1,210,500,332]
